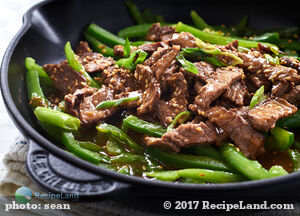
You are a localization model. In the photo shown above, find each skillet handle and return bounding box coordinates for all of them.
[26,138,129,200]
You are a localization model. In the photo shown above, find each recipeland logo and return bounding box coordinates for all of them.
[4,187,76,212]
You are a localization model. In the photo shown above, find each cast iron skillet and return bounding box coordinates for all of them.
[1,0,300,200]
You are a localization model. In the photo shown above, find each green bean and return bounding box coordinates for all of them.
[249,85,266,108]
[122,115,167,137]
[145,168,245,183]
[276,110,300,129]
[253,32,280,44]
[118,24,153,38]
[146,147,235,172]
[79,141,102,152]
[175,22,279,54]
[142,8,157,23]
[115,49,148,70]
[220,143,288,180]
[25,57,54,89]
[265,127,294,151]
[34,107,80,131]
[190,10,211,30]
[289,149,300,172]
[26,69,49,109]
[111,153,146,163]
[86,23,125,46]
[62,131,110,164]
[189,146,224,161]
[125,1,145,24]
[167,111,191,131]
[84,32,114,57]
[294,140,300,150]
[118,165,131,175]
[278,39,300,51]
[96,93,141,109]
[180,178,205,184]
[64,41,99,88]
[106,137,124,156]
[130,41,153,46]
[96,123,143,152]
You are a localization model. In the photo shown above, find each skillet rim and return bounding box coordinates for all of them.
[1,0,300,193]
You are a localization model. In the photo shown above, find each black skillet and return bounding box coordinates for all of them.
[1,0,300,204]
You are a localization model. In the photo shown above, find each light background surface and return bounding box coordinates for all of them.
[0,0,43,172]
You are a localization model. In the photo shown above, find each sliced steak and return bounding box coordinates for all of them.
[248,97,297,132]
[102,65,139,93]
[43,60,87,95]
[114,90,142,109]
[168,32,197,48]
[207,106,265,159]
[135,65,161,115]
[79,52,115,73]
[151,45,180,81]
[144,122,217,152]
[113,42,168,57]
[157,72,188,126]
[223,80,248,106]
[193,61,216,82]
[280,56,300,72]
[146,23,175,41]
[64,87,95,117]
[283,84,300,106]
[79,86,117,126]
[191,66,243,111]
[143,46,170,66]
[76,41,92,56]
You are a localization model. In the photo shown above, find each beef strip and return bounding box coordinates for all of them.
[143,46,170,66]
[79,52,115,73]
[168,32,197,48]
[151,45,180,81]
[114,90,142,109]
[76,41,92,56]
[102,65,139,93]
[79,85,118,126]
[283,84,300,106]
[135,65,161,115]
[113,42,168,57]
[190,66,243,112]
[64,87,95,117]
[248,97,297,132]
[43,60,87,95]
[146,23,175,41]
[157,72,188,126]
[207,106,265,159]
[193,61,216,83]
[144,122,217,152]
[280,56,300,72]
[223,80,248,106]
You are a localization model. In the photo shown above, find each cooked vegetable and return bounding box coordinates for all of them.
[34,107,81,131]
[249,85,267,108]
[167,111,191,131]
[84,32,114,57]
[289,149,300,172]
[176,52,199,74]
[189,146,224,161]
[118,24,153,38]
[125,1,145,24]
[175,22,279,54]
[265,127,294,151]
[146,168,245,183]
[122,115,167,137]
[86,23,125,46]
[96,123,143,152]
[64,41,99,88]
[96,93,141,109]
[115,49,148,70]
[123,37,131,57]
[79,141,102,152]
[276,110,300,129]
[190,11,211,30]
[264,54,279,65]
[146,147,235,172]
[221,143,288,180]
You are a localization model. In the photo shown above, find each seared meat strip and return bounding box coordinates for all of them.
[280,56,300,72]
[65,87,95,117]
[79,85,118,126]
[157,72,188,126]
[143,46,171,66]
[168,32,197,48]
[79,52,115,73]
[207,106,265,159]
[248,97,297,132]
[144,122,217,152]
[43,60,87,95]
[146,23,175,41]
[135,65,161,115]
[76,41,92,56]
[283,84,300,106]
[190,66,243,112]
[223,80,248,106]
